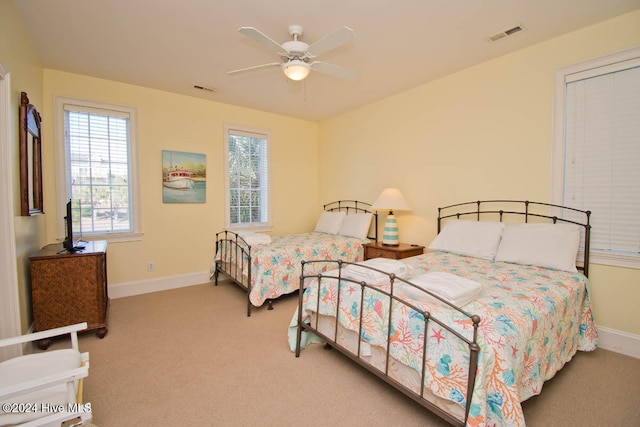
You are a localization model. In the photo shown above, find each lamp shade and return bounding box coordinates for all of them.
[371,188,411,212]
[371,188,411,246]
[282,60,310,81]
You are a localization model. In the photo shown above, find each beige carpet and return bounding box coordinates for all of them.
[40,280,640,426]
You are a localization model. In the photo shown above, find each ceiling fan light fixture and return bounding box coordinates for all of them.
[282,60,310,81]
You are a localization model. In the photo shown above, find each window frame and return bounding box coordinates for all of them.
[551,46,640,269]
[54,96,142,243]
[223,123,272,231]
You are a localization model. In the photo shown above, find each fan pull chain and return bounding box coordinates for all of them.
[304,80,307,107]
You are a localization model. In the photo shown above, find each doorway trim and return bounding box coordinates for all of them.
[0,62,22,359]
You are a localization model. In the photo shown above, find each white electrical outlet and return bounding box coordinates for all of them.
[147,261,155,272]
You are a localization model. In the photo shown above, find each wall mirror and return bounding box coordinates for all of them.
[19,91,44,216]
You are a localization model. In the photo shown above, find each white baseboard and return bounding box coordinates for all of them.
[109,270,211,299]
[109,273,640,360]
[597,326,640,359]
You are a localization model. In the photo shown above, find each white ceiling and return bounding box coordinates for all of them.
[14,0,640,121]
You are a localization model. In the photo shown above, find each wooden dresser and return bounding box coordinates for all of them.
[29,240,109,348]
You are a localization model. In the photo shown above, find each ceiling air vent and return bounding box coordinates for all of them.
[193,84,216,93]
[488,25,523,42]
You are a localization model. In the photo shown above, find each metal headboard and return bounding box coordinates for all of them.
[323,200,378,242]
[437,200,592,276]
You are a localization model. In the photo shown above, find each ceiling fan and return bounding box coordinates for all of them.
[228,24,357,81]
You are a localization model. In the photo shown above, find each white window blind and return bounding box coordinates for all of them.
[556,51,640,268]
[224,125,271,229]
[56,97,140,241]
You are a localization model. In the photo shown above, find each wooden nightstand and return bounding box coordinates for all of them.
[364,242,425,260]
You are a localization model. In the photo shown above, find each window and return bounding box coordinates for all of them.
[223,124,271,230]
[55,97,141,241]
[552,47,640,269]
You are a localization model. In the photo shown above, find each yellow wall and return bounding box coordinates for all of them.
[0,0,46,333]
[319,11,640,335]
[41,71,319,285]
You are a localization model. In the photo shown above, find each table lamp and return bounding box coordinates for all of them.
[371,188,411,246]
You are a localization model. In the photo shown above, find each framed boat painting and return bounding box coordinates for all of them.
[162,150,206,203]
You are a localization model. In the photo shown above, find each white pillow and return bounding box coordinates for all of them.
[315,211,346,235]
[428,220,505,260]
[495,223,581,272]
[338,213,373,239]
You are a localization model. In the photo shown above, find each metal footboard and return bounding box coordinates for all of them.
[295,260,481,427]
[214,230,253,316]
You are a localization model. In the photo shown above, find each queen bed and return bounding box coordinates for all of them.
[211,200,377,316]
[289,200,597,426]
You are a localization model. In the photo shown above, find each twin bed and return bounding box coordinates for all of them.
[211,200,377,316]
[288,200,597,427]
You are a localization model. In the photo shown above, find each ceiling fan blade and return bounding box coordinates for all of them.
[238,27,286,55]
[310,61,358,80]
[307,26,356,58]
[228,62,281,76]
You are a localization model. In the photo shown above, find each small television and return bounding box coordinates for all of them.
[63,199,85,252]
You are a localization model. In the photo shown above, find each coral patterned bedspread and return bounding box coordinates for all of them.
[213,232,366,307]
[288,251,598,427]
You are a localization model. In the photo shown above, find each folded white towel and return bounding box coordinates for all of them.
[401,272,482,307]
[343,258,410,283]
[237,231,272,246]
